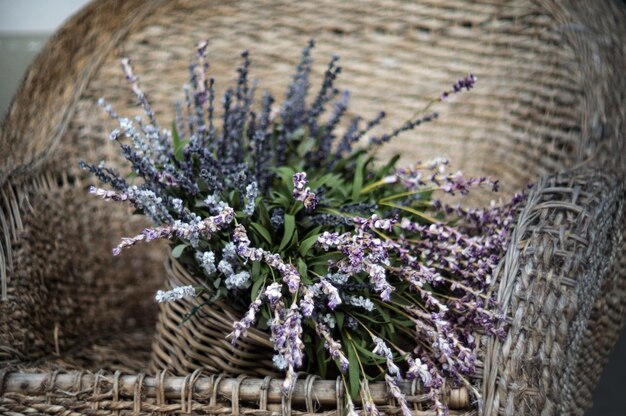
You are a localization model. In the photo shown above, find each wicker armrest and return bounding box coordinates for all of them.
[482,168,625,415]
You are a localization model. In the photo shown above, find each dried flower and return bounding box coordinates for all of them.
[155,285,195,303]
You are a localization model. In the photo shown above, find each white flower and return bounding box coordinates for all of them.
[155,285,195,303]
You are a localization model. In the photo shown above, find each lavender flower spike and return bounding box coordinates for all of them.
[315,322,349,372]
[384,374,413,416]
[155,285,195,303]
[371,335,401,379]
[440,73,477,101]
[227,297,262,343]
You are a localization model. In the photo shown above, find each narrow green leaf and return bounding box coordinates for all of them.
[378,154,401,178]
[353,342,386,364]
[177,142,190,161]
[297,258,311,284]
[172,121,181,148]
[251,272,265,301]
[279,214,296,251]
[171,244,187,258]
[316,337,327,379]
[335,311,344,330]
[344,335,361,399]
[250,222,273,245]
[351,155,366,201]
[299,233,320,257]
[274,166,297,189]
[297,136,316,157]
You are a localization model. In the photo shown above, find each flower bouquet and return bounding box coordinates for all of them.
[82,40,524,415]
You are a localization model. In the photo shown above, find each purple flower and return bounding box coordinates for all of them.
[315,322,349,372]
[440,73,477,101]
[233,225,301,293]
[384,375,412,416]
[320,279,342,309]
[227,297,262,343]
[292,171,318,211]
[372,336,401,379]
[265,282,283,305]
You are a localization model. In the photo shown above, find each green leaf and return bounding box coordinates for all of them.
[344,334,361,399]
[351,155,367,201]
[171,244,187,258]
[335,311,344,330]
[174,140,189,162]
[274,166,297,189]
[297,258,312,284]
[353,342,386,364]
[257,202,271,228]
[302,226,322,241]
[297,136,316,157]
[279,214,296,251]
[251,273,265,301]
[316,336,327,379]
[250,222,273,245]
[378,154,401,178]
[172,121,181,147]
[298,233,320,257]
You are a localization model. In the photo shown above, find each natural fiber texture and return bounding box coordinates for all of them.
[1,0,624,414]
[482,169,624,415]
[150,257,278,377]
[0,371,473,415]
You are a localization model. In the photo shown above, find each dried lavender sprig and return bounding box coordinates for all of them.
[120,58,158,128]
[112,205,234,255]
[315,322,349,372]
[155,285,196,303]
[368,112,438,147]
[384,375,413,416]
[227,296,262,342]
[233,225,301,293]
[440,74,477,101]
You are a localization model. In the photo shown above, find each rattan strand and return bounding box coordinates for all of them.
[1,0,624,415]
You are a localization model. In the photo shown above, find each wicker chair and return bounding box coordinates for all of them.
[1,0,624,414]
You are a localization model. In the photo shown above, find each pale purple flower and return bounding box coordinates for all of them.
[233,225,301,293]
[320,279,342,309]
[372,336,401,379]
[196,250,216,276]
[315,322,349,372]
[265,282,283,305]
[292,171,318,211]
[366,263,395,301]
[299,285,316,317]
[345,295,374,312]
[384,375,412,416]
[317,231,342,250]
[406,356,433,387]
[227,297,262,343]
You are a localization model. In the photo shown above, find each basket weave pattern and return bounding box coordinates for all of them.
[1,0,625,414]
[150,257,278,377]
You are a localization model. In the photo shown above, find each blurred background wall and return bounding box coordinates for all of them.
[0,0,90,118]
[0,1,623,414]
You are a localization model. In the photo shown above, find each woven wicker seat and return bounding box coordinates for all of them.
[1,0,624,414]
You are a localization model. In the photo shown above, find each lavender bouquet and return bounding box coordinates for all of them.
[83,40,524,415]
